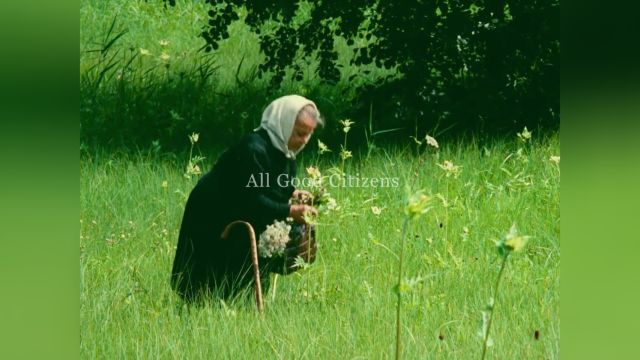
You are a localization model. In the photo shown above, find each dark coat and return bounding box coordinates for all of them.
[171,128,295,300]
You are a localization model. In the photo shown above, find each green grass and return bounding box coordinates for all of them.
[80,133,560,359]
[80,0,390,87]
[80,0,396,150]
[80,2,559,357]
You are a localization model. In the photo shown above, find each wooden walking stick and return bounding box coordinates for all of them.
[221,221,264,313]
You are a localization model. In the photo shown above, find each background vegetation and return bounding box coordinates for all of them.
[80,0,559,152]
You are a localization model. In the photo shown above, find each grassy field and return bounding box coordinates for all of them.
[80,0,395,150]
[80,0,388,86]
[80,132,560,359]
[80,1,559,358]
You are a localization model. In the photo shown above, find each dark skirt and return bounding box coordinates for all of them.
[172,222,316,303]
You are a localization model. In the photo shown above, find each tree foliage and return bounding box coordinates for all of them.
[170,0,559,135]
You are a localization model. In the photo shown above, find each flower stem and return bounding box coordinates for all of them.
[481,254,509,360]
[445,180,449,243]
[395,217,409,360]
[271,274,278,302]
[341,132,347,179]
[305,198,314,293]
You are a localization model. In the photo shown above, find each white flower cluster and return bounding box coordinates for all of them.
[258,220,291,258]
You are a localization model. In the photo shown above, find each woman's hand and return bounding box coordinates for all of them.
[289,204,317,224]
[292,189,314,205]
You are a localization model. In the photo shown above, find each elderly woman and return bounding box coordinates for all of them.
[171,95,321,302]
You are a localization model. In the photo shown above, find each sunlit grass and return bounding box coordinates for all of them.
[81,133,559,359]
[80,0,398,151]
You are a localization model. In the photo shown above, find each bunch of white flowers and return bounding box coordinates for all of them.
[258,220,292,258]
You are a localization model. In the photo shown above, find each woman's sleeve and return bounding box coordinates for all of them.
[234,144,290,221]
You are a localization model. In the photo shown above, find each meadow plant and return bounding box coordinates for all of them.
[437,160,462,178]
[290,164,337,221]
[480,224,530,360]
[317,140,331,155]
[425,135,439,149]
[437,159,461,244]
[339,119,355,177]
[516,126,532,143]
[395,189,432,360]
[184,133,205,180]
[410,132,440,159]
[410,134,423,155]
[285,165,337,298]
[515,126,534,161]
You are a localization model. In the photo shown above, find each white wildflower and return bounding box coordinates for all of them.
[258,220,291,258]
[340,119,354,133]
[318,140,331,154]
[517,126,532,142]
[437,160,462,178]
[340,147,353,160]
[326,197,338,211]
[306,166,321,179]
[185,162,201,177]
[425,134,439,148]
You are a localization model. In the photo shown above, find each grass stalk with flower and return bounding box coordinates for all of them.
[437,159,461,244]
[480,224,530,360]
[287,165,336,297]
[394,189,432,360]
[80,131,559,359]
[184,132,205,180]
[339,119,354,179]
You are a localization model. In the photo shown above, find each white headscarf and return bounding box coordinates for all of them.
[255,94,318,159]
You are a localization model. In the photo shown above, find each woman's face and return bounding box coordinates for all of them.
[288,114,317,152]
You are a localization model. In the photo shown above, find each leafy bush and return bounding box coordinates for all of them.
[195,0,559,135]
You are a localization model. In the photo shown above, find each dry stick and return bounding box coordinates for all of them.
[221,221,264,314]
